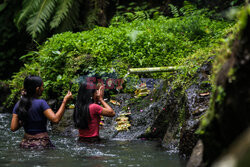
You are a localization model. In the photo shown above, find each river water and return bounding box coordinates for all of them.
[0,113,185,167]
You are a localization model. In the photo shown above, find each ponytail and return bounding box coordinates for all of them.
[17,95,32,126]
[16,76,43,125]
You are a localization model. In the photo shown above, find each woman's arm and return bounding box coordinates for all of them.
[99,99,115,117]
[44,91,72,123]
[97,86,115,117]
[10,114,20,132]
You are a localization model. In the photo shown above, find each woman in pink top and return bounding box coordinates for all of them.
[73,82,115,142]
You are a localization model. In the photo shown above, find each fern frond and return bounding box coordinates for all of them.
[55,0,80,32]
[50,0,74,29]
[26,0,56,38]
[15,0,41,29]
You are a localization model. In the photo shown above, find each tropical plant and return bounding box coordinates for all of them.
[84,0,110,28]
[15,0,80,39]
[110,1,163,25]
[4,8,234,112]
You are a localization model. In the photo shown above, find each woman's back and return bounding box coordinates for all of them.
[74,83,115,142]
[11,75,73,149]
[79,103,103,138]
[13,98,50,135]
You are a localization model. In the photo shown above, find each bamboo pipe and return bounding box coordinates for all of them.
[128,66,184,74]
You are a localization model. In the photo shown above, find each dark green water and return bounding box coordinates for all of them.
[0,113,185,167]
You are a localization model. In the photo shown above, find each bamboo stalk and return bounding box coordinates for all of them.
[129,66,184,73]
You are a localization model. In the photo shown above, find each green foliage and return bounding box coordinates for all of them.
[6,8,234,107]
[15,0,80,39]
[169,4,179,18]
[0,1,8,12]
[110,1,163,25]
[50,0,75,29]
[83,0,109,28]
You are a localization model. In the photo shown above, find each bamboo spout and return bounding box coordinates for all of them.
[128,66,184,74]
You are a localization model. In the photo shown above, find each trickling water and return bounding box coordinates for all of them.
[0,113,185,167]
[123,72,130,81]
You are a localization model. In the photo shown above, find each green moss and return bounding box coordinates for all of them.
[178,106,186,129]
[215,86,226,104]
[196,6,250,137]
[227,67,237,83]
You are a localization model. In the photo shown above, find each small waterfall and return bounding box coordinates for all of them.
[123,72,130,82]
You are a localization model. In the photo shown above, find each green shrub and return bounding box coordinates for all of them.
[5,9,234,109]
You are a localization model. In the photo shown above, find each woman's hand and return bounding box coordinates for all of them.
[44,91,73,123]
[96,86,105,101]
[99,85,104,99]
[63,91,73,103]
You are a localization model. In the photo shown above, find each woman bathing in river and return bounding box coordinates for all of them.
[73,82,115,142]
[11,75,73,148]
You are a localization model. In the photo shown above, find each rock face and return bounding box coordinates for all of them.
[51,109,78,137]
[106,66,211,152]
[156,60,211,158]
[192,7,250,166]
[109,61,211,157]
[50,64,211,160]
[179,62,211,158]
[187,140,204,167]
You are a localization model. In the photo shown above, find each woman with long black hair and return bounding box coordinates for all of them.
[73,82,115,142]
[11,75,73,148]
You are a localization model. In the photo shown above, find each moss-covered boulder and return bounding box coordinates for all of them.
[193,5,250,166]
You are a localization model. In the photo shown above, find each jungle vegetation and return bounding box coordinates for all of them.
[0,0,246,110]
[0,0,244,79]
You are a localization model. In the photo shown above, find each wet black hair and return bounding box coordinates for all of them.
[73,82,96,129]
[17,75,43,126]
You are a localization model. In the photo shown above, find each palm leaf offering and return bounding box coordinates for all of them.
[134,83,150,98]
[115,113,131,131]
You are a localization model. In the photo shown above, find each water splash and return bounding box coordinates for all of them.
[123,72,130,80]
